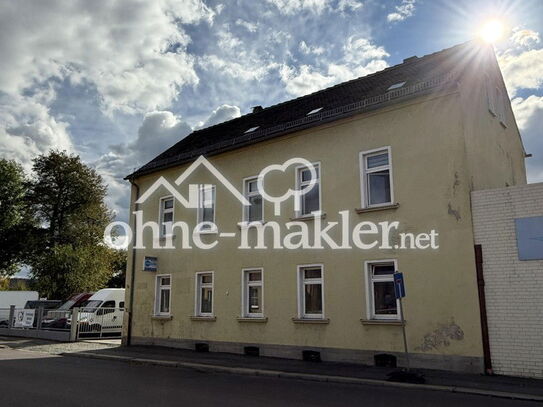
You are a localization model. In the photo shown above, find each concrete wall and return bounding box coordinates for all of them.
[472,183,543,378]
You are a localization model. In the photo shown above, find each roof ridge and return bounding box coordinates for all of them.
[188,40,475,136]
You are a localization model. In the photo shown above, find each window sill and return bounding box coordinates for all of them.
[237,221,266,230]
[190,316,216,321]
[360,319,404,326]
[237,317,268,323]
[151,315,173,321]
[292,317,330,324]
[355,203,399,214]
[290,213,326,222]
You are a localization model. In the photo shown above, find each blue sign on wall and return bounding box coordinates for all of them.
[393,272,406,299]
[143,256,158,272]
[515,216,543,261]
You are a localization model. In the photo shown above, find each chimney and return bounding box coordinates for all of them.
[252,105,263,113]
[403,56,418,63]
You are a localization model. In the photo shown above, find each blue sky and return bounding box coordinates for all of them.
[1,0,542,223]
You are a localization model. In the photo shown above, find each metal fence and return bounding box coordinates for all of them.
[0,306,124,341]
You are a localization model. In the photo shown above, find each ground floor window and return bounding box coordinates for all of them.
[155,275,171,316]
[298,264,324,319]
[365,260,399,320]
[195,272,214,316]
[242,268,263,317]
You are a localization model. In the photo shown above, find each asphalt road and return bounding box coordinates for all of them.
[0,348,538,407]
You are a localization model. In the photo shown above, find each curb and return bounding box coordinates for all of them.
[60,351,543,402]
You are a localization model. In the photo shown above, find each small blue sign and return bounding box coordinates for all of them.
[393,272,406,299]
[143,256,158,272]
[515,216,543,261]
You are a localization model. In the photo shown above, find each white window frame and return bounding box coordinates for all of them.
[295,162,322,217]
[359,147,394,209]
[196,184,217,233]
[194,271,214,317]
[364,259,400,321]
[297,264,325,319]
[158,196,174,237]
[154,274,171,316]
[242,176,264,223]
[241,268,264,318]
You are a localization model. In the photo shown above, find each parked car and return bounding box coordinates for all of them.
[74,288,125,337]
[41,292,94,330]
[0,291,39,327]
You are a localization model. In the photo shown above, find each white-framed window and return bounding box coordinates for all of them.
[241,268,264,317]
[360,147,393,208]
[297,264,324,319]
[195,272,214,317]
[243,177,263,222]
[159,196,174,237]
[197,184,216,233]
[365,260,399,320]
[295,163,321,217]
[155,274,171,316]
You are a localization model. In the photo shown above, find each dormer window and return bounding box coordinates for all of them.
[306,107,323,116]
[387,82,406,91]
[244,126,260,133]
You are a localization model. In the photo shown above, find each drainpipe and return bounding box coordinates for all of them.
[474,244,493,374]
[126,179,140,347]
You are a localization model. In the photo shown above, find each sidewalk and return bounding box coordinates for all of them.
[1,336,542,401]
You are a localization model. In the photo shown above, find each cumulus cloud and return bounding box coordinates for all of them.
[197,104,241,128]
[0,0,213,116]
[299,41,325,55]
[280,36,388,96]
[511,28,540,48]
[511,96,543,183]
[266,0,328,15]
[235,19,259,32]
[499,48,543,97]
[387,0,416,23]
[336,0,363,13]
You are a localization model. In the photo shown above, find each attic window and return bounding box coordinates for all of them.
[306,107,323,116]
[387,82,406,91]
[244,126,260,133]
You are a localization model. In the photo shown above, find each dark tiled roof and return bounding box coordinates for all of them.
[127,41,482,179]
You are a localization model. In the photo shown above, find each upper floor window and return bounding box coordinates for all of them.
[298,265,324,319]
[296,163,321,217]
[486,74,507,127]
[243,178,263,222]
[155,275,171,316]
[197,184,216,233]
[159,197,174,237]
[360,148,393,208]
[365,260,399,320]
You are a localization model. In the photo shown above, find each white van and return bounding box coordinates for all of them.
[0,291,39,326]
[77,288,125,337]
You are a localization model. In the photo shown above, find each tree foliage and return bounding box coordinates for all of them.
[0,159,35,276]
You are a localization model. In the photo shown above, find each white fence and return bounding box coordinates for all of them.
[0,306,124,341]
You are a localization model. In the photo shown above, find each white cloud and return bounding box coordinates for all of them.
[197,104,241,128]
[511,96,543,183]
[266,0,328,15]
[336,0,363,13]
[387,0,416,23]
[0,0,213,116]
[235,19,258,33]
[511,28,540,48]
[199,55,279,81]
[498,48,543,97]
[280,36,389,96]
[299,41,325,55]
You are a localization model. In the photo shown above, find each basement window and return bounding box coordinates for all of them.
[306,107,323,115]
[387,81,406,91]
[244,126,260,133]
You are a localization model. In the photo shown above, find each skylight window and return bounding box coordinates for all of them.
[306,107,323,116]
[244,126,260,133]
[387,82,406,91]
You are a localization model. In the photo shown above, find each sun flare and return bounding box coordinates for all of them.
[479,19,505,43]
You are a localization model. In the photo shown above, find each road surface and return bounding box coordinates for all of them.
[0,347,537,407]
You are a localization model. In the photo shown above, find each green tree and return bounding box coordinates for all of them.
[106,249,127,288]
[28,151,116,299]
[0,159,35,276]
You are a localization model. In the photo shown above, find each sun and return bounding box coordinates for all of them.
[479,19,505,43]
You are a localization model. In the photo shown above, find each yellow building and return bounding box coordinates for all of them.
[122,41,526,373]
